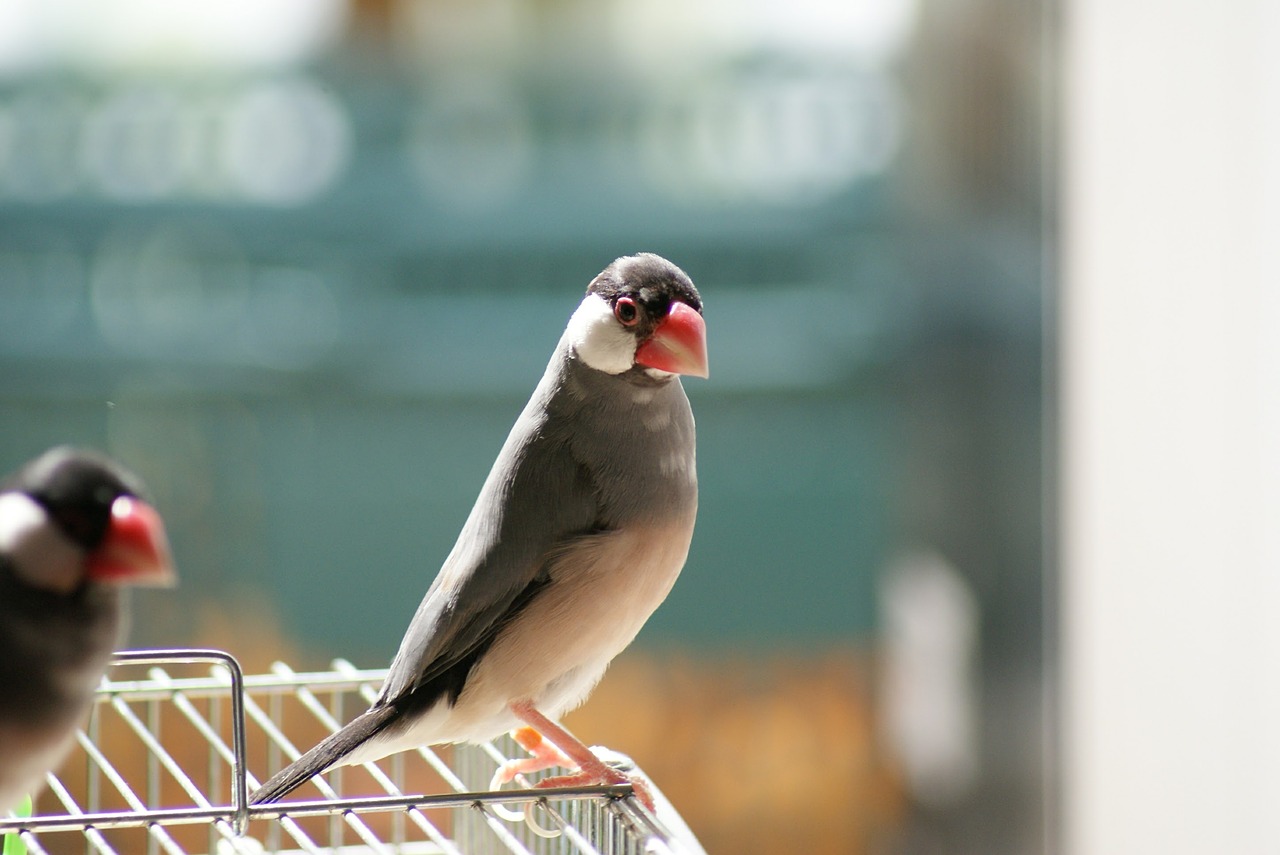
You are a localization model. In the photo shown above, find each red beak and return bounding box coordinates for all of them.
[634,301,709,378]
[86,496,176,587]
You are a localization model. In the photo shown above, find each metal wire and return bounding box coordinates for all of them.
[0,648,705,855]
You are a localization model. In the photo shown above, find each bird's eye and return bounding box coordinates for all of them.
[614,297,639,326]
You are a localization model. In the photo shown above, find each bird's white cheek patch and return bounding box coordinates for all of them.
[0,493,83,594]
[0,493,46,553]
[566,293,635,375]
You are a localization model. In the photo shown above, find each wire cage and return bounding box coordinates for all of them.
[0,649,705,855]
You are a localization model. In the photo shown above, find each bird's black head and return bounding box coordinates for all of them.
[587,252,702,319]
[570,253,709,379]
[5,447,147,551]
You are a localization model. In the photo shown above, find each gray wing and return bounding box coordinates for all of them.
[376,389,599,705]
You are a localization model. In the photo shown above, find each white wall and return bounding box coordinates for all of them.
[1063,1,1280,853]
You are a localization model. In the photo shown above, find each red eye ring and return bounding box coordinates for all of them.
[614,296,640,326]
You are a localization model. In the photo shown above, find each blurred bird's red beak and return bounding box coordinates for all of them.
[86,496,176,586]
[634,301,709,378]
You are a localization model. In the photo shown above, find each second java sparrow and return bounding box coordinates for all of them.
[252,252,708,808]
[0,446,176,811]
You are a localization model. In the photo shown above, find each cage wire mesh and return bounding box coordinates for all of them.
[0,649,705,855]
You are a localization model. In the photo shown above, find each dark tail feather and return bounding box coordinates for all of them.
[251,705,399,804]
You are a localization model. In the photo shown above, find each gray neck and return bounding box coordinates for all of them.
[541,341,698,527]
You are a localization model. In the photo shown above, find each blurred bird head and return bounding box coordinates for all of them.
[0,447,176,595]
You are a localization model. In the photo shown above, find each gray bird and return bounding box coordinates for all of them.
[0,446,176,811]
[252,252,708,808]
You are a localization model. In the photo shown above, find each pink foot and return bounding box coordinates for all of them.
[507,700,657,813]
[491,726,576,786]
[535,767,655,812]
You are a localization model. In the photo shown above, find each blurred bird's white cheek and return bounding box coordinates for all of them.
[0,493,45,553]
[0,493,83,594]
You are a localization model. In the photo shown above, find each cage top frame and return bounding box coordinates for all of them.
[0,648,705,855]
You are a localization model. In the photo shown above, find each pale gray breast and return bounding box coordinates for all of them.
[0,575,121,729]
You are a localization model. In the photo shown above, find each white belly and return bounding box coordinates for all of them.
[343,516,695,765]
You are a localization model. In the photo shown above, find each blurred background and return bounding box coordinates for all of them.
[0,0,1046,852]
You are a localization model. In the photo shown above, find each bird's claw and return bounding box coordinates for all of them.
[486,791,562,838]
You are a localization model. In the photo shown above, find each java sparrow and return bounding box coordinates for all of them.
[251,252,708,808]
[0,446,176,811]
